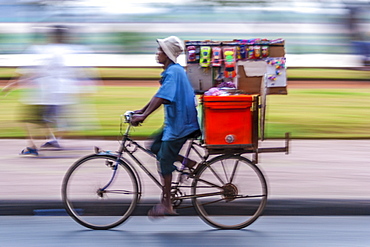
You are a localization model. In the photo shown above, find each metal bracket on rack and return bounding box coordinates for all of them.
[253,132,290,164]
[257,132,290,154]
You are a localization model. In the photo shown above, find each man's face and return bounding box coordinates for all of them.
[156,47,168,64]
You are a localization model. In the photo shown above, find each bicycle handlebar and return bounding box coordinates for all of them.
[123,111,135,123]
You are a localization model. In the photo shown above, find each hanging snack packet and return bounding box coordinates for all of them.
[247,46,255,59]
[261,46,269,57]
[254,45,261,59]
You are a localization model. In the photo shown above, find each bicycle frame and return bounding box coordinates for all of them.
[120,135,163,188]
[95,112,207,205]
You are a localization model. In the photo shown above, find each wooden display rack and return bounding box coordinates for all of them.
[184,38,289,162]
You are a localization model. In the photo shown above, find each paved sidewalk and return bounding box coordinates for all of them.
[1,138,370,215]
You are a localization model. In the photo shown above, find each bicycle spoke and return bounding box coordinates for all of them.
[207,164,226,185]
[229,158,239,184]
[221,159,229,183]
[103,190,138,195]
[196,178,223,189]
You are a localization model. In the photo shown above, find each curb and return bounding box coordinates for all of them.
[2,199,370,216]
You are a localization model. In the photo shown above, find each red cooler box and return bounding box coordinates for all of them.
[202,95,255,149]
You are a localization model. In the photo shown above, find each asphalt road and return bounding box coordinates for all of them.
[1,216,370,246]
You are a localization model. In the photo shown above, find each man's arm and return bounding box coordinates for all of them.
[2,72,35,95]
[1,79,18,94]
[131,96,166,126]
[1,76,24,95]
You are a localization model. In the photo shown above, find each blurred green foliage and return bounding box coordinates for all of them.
[265,89,370,139]
[1,87,370,139]
[114,32,150,54]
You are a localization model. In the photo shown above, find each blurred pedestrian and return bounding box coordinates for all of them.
[2,25,100,155]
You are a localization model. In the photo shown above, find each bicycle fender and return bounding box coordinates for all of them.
[90,153,143,201]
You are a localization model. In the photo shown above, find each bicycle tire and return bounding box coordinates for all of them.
[191,154,268,229]
[62,154,139,230]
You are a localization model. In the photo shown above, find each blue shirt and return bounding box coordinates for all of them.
[155,63,200,141]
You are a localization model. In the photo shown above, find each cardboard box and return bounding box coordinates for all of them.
[267,87,288,95]
[269,41,285,57]
[237,64,287,95]
[187,63,214,91]
[237,65,262,94]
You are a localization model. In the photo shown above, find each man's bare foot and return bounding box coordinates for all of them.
[148,203,179,220]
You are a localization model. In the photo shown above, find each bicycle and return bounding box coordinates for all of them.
[62,111,272,230]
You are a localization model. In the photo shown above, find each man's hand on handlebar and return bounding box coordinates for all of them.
[131,114,146,127]
[133,109,144,114]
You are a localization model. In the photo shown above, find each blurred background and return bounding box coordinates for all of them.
[2,0,370,140]
[0,0,368,59]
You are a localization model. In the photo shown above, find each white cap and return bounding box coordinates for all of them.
[157,36,184,63]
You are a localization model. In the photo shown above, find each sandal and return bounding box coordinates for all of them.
[185,159,197,170]
[148,203,178,220]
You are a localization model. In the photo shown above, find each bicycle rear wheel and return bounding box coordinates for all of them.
[62,154,139,230]
[192,155,267,229]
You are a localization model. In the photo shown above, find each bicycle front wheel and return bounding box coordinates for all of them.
[192,155,267,229]
[62,154,139,230]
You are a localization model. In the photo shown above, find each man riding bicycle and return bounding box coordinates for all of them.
[131,36,200,217]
